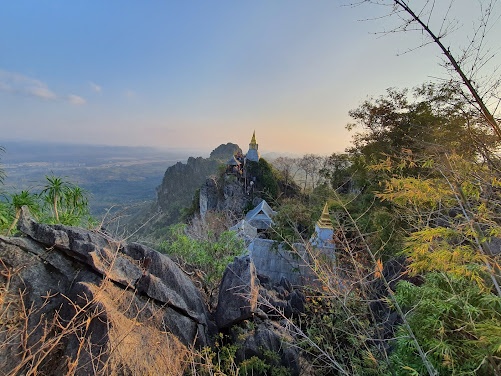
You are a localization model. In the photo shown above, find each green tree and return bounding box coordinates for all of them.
[246,158,280,201]
[375,153,501,292]
[347,83,497,165]
[364,0,501,142]
[370,151,501,373]
[64,185,89,217]
[40,175,90,225]
[319,153,352,192]
[271,198,316,243]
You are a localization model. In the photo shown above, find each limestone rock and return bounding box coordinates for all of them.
[216,255,259,329]
[221,178,248,213]
[200,177,219,217]
[234,321,301,376]
[124,242,210,330]
[257,275,306,318]
[18,206,142,287]
[63,281,189,375]
[209,142,241,160]
[200,176,250,218]
[0,208,213,374]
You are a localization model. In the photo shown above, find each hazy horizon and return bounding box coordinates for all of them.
[1,1,500,155]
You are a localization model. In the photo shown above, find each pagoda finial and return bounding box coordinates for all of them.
[250,130,257,145]
[317,202,333,229]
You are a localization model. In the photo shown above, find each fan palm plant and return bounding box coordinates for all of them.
[6,190,38,235]
[41,175,70,222]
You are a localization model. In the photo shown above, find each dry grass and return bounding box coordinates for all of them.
[0,253,196,376]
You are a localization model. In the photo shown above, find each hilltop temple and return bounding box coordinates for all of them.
[225,131,261,175]
[245,201,336,286]
[245,131,260,162]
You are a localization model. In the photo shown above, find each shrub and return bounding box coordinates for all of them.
[246,159,280,201]
[157,224,246,299]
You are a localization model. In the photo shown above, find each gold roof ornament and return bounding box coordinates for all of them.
[250,130,257,145]
[317,202,333,229]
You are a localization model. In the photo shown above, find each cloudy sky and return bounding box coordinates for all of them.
[1,1,500,155]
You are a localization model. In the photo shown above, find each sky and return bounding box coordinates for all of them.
[1,1,500,155]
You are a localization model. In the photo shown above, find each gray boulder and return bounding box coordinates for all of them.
[200,177,220,217]
[17,206,210,341]
[0,207,213,375]
[216,255,259,329]
[234,321,301,376]
[18,206,143,287]
[257,275,306,319]
[124,242,210,327]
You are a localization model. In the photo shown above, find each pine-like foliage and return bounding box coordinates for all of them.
[391,272,501,375]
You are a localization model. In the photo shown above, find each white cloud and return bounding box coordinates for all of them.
[89,81,102,93]
[68,94,86,105]
[0,69,85,105]
[0,69,57,100]
[27,86,57,100]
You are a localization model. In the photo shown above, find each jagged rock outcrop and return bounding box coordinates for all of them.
[209,143,242,161]
[0,207,212,375]
[216,255,259,329]
[257,274,306,319]
[156,156,221,213]
[199,176,250,218]
[233,321,301,376]
[217,256,307,376]
[123,143,242,240]
[136,143,242,232]
[199,177,219,217]
[157,143,241,213]
[216,255,307,330]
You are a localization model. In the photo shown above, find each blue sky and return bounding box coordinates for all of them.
[1,1,500,155]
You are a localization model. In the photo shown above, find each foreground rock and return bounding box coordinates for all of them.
[215,255,259,329]
[0,207,212,375]
[216,256,307,375]
[233,321,302,376]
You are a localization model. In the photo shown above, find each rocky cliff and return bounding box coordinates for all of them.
[199,175,251,218]
[0,207,211,375]
[0,206,309,375]
[157,143,242,213]
[123,143,241,239]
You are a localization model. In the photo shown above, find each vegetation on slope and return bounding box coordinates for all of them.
[0,174,93,233]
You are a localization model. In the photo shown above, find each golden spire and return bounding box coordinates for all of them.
[250,130,257,145]
[317,202,333,229]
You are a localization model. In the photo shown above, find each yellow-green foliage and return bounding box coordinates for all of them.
[391,273,501,375]
[375,154,501,289]
[404,227,488,286]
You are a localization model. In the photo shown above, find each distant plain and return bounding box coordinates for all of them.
[1,141,203,215]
